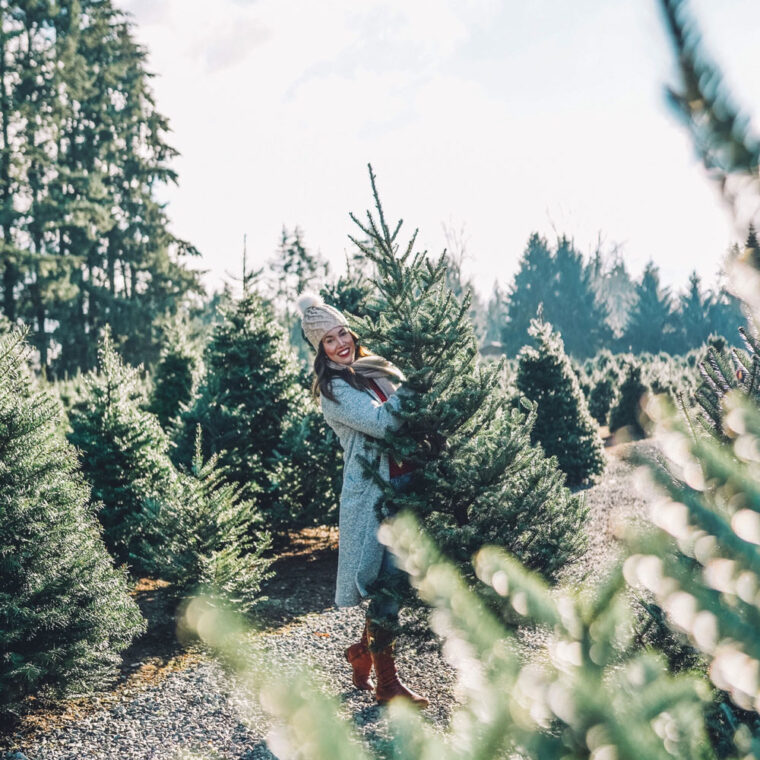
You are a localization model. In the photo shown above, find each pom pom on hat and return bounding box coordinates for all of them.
[296,292,323,315]
[297,291,349,349]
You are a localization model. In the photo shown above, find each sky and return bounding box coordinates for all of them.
[114,0,760,301]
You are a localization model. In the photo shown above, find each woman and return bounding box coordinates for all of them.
[297,293,428,708]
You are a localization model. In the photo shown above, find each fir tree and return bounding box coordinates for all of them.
[0,330,144,713]
[140,428,273,612]
[67,328,180,573]
[622,262,679,354]
[549,236,613,358]
[0,1,202,376]
[516,320,605,486]
[268,226,330,364]
[148,319,200,431]
[589,244,637,338]
[174,291,318,539]
[502,232,553,355]
[608,359,647,436]
[588,373,617,426]
[348,167,588,584]
[319,255,379,322]
[678,271,712,350]
[484,280,507,346]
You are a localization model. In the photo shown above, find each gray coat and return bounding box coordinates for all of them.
[320,377,404,607]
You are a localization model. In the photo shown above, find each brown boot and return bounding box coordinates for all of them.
[345,620,374,690]
[368,624,429,708]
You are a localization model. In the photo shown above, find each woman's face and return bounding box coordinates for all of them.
[322,325,355,366]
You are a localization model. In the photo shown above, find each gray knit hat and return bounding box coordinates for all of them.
[296,292,349,350]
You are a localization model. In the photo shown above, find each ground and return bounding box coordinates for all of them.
[0,435,655,759]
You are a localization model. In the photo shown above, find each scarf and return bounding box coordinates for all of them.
[327,353,406,399]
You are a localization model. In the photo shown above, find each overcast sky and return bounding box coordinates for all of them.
[114,0,760,301]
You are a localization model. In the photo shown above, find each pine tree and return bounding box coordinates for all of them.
[148,319,200,431]
[516,320,605,486]
[173,291,318,539]
[0,330,144,713]
[348,167,588,585]
[319,255,379,322]
[549,236,613,358]
[621,261,679,354]
[608,359,647,435]
[0,1,202,377]
[139,429,273,612]
[589,244,638,338]
[67,328,180,573]
[678,271,712,350]
[503,235,612,358]
[484,280,507,346]
[502,232,554,355]
[588,373,617,425]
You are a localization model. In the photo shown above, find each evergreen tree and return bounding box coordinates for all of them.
[516,320,605,486]
[173,291,313,539]
[621,262,678,354]
[140,429,273,612]
[0,1,202,376]
[503,234,612,358]
[0,330,144,712]
[608,359,647,435]
[348,167,588,585]
[588,373,617,425]
[319,255,379,322]
[148,319,200,431]
[67,328,180,573]
[678,271,712,349]
[548,236,613,358]
[502,232,553,355]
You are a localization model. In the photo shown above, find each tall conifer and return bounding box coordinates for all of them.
[516,320,605,486]
[0,331,144,712]
[348,167,588,584]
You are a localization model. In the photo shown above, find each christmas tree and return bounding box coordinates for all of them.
[68,328,181,574]
[0,330,144,713]
[148,319,200,431]
[608,359,647,436]
[139,428,273,612]
[515,319,605,486]
[174,290,334,539]
[348,166,588,584]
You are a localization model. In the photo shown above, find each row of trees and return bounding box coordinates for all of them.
[0,1,201,376]
[0,0,741,380]
[493,233,745,358]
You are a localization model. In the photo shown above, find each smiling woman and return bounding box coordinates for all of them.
[296,292,429,708]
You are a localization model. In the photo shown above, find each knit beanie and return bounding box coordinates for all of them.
[296,292,349,350]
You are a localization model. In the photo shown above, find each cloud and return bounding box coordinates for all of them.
[192,17,271,73]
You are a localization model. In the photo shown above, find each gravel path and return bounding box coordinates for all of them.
[1,442,653,760]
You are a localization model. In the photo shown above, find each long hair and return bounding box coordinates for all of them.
[311,329,373,402]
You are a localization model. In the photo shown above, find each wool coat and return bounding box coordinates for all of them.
[320,376,406,607]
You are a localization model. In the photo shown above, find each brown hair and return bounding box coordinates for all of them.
[311,329,374,402]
